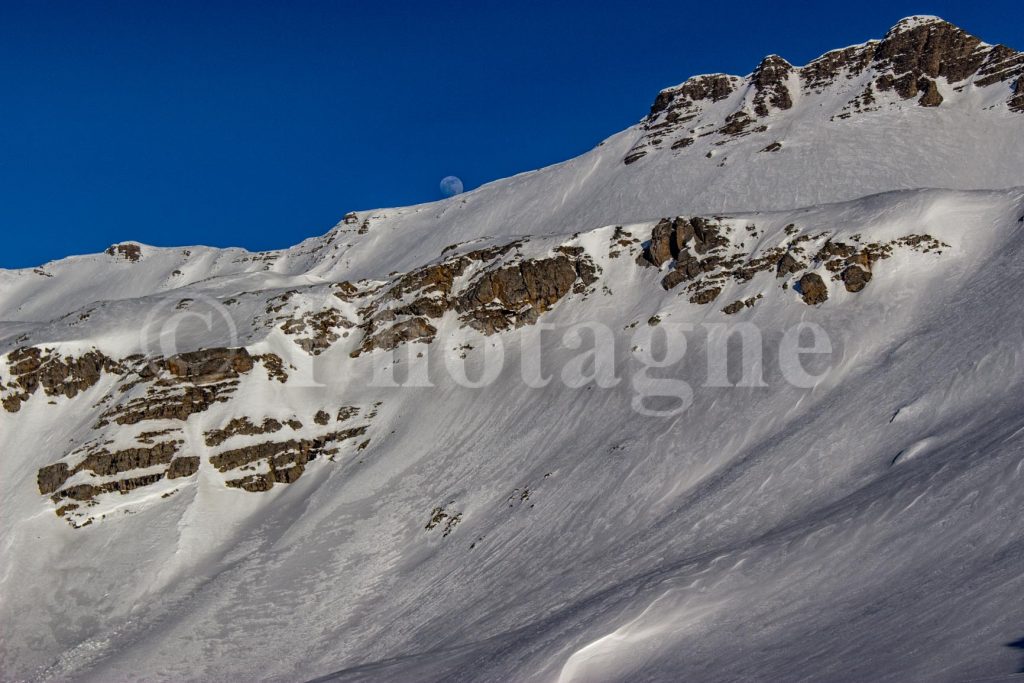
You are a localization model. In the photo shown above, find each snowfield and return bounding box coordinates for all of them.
[2,16,1024,683]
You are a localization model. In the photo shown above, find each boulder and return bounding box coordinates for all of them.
[798,273,829,305]
[842,265,873,292]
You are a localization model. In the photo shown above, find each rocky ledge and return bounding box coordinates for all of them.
[351,241,598,355]
[636,215,948,309]
[627,17,1024,163]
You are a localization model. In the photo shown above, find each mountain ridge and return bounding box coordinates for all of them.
[3,17,1022,283]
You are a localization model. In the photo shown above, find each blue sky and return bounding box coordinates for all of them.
[1,0,1020,268]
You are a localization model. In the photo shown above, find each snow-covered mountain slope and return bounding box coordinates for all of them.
[2,16,1024,683]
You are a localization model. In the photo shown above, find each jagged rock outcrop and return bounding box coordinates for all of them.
[874,17,986,84]
[648,73,737,118]
[166,348,254,384]
[279,308,355,356]
[641,216,730,271]
[37,441,181,498]
[917,78,943,107]
[628,73,742,162]
[88,348,272,428]
[1011,77,1024,112]
[635,217,945,308]
[2,347,122,412]
[98,381,242,426]
[798,273,829,305]
[636,17,1024,159]
[360,317,437,353]
[51,473,166,503]
[752,55,794,116]
[167,457,200,479]
[801,45,876,92]
[105,243,142,261]
[205,416,288,447]
[37,463,72,496]
[842,265,873,292]
[73,442,179,478]
[776,252,804,277]
[456,255,585,334]
[211,427,368,491]
[353,241,597,353]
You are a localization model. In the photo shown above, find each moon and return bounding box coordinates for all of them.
[440,176,464,197]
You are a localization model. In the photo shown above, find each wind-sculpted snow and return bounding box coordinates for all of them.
[2,16,1024,683]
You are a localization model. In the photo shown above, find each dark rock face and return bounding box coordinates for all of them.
[722,296,760,315]
[99,381,241,426]
[646,219,676,267]
[210,428,368,473]
[37,463,71,495]
[798,273,829,305]
[638,74,740,152]
[642,217,729,270]
[37,441,181,498]
[280,308,355,356]
[689,218,730,255]
[353,242,597,353]
[336,406,359,422]
[166,348,254,384]
[816,240,858,263]
[802,45,876,92]
[213,427,368,491]
[976,45,1024,88]
[842,265,873,292]
[353,243,510,354]
[642,217,782,299]
[876,72,917,99]
[51,473,166,502]
[253,353,288,383]
[205,417,284,447]
[689,287,722,305]
[868,18,1023,111]
[2,347,121,412]
[357,317,437,354]
[874,18,986,84]
[1011,77,1024,112]
[623,151,647,165]
[457,257,581,334]
[636,16,1024,165]
[74,442,178,478]
[425,504,462,537]
[718,111,759,137]
[90,348,259,427]
[752,55,794,116]
[776,252,804,277]
[105,243,142,261]
[649,74,736,117]
[660,270,689,291]
[167,456,200,479]
[917,78,943,107]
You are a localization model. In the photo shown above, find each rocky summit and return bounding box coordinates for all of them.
[2,16,1024,683]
